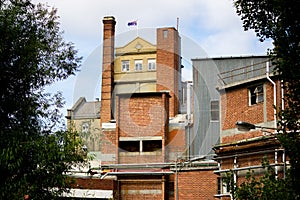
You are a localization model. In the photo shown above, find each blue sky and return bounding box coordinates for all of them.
[33,0,273,116]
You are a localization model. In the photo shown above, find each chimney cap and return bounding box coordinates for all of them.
[103,16,115,21]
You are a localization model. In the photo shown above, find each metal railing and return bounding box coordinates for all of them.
[217,60,274,86]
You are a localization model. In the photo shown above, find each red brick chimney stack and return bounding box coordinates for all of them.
[156,27,180,117]
[100,16,116,124]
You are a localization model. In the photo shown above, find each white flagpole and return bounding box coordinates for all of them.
[136,19,139,37]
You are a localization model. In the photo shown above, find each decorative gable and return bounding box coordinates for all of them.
[116,37,156,56]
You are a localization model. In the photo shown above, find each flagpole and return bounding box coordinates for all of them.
[136,19,139,37]
[127,20,138,37]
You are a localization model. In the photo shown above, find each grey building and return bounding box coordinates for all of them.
[191,55,272,157]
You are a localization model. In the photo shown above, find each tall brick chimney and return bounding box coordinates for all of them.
[100,16,116,124]
[156,27,180,117]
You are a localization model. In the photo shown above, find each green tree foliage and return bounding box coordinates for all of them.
[225,158,294,199]
[0,0,84,199]
[233,0,300,199]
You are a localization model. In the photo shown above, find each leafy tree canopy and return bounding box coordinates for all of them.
[0,0,84,199]
[233,0,300,199]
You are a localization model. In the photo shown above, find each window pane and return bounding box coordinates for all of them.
[122,60,130,72]
[82,123,89,133]
[249,84,264,105]
[148,59,156,70]
[119,141,139,152]
[143,140,162,152]
[134,60,143,71]
[255,85,264,103]
[211,100,219,121]
[163,30,168,38]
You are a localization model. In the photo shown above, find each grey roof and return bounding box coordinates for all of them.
[69,97,101,119]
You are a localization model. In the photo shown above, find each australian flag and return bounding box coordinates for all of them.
[127,20,137,26]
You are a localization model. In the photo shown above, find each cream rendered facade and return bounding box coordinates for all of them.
[66,97,101,153]
[114,37,157,94]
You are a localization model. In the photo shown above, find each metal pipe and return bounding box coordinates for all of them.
[214,163,285,174]
[175,159,178,200]
[100,171,174,179]
[233,156,237,200]
[186,82,192,158]
[187,82,192,123]
[214,148,283,160]
[97,162,173,169]
[283,149,286,179]
[266,61,277,129]
[275,149,278,179]
[281,80,285,110]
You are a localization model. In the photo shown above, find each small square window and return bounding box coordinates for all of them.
[148,59,156,70]
[211,100,219,121]
[134,60,143,71]
[249,84,264,105]
[122,60,130,72]
[82,122,89,133]
[163,30,168,38]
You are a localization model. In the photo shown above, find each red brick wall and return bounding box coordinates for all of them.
[177,170,218,200]
[118,153,163,164]
[220,148,284,186]
[118,94,167,138]
[116,92,169,164]
[71,178,116,190]
[100,129,117,165]
[156,27,180,117]
[221,81,280,131]
[222,130,263,143]
[167,128,186,162]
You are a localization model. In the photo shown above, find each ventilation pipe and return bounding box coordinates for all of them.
[187,82,192,124]
[186,82,193,158]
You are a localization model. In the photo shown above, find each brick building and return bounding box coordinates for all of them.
[192,56,285,199]
[67,18,288,199]
[66,16,218,199]
[98,16,218,200]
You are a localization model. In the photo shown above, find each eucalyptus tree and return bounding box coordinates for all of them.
[229,0,300,199]
[0,0,85,199]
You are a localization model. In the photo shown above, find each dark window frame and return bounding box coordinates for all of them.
[249,84,264,105]
[210,100,219,121]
